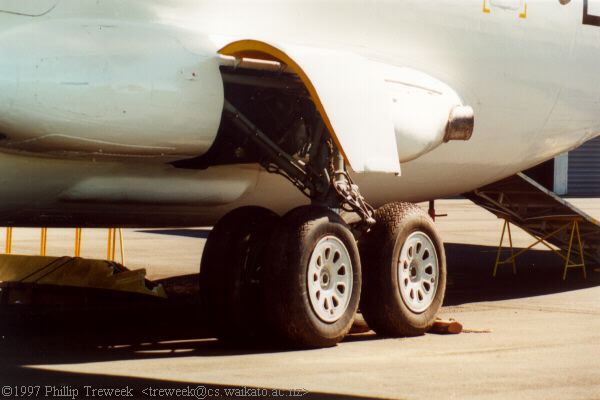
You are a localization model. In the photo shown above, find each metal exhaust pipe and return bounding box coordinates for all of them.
[444,105,474,142]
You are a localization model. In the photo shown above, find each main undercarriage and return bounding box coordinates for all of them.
[189,60,447,347]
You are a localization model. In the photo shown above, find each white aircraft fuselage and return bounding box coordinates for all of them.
[0,0,599,227]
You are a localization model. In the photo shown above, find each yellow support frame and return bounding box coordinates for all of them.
[494,220,517,277]
[3,227,125,265]
[118,228,125,265]
[563,220,587,280]
[107,228,114,260]
[40,228,48,256]
[74,228,82,257]
[5,227,12,254]
[106,228,125,264]
[494,218,587,280]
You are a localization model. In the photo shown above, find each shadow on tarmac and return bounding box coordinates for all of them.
[136,228,211,239]
[0,374,374,400]
[0,363,373,400]
[444,243,598,306]
[0,242,597,398]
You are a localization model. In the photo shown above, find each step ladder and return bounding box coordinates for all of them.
[464,173,600,275]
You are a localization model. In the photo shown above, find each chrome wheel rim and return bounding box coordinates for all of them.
[307,236,353,323]
[397,231,439,313]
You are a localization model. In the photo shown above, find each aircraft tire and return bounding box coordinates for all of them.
[359,202,446,337]
[264,206,361,348]
[199,206,280,343]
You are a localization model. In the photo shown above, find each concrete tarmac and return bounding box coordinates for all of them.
[0,199,599,400]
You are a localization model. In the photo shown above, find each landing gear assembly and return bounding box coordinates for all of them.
[198,64,446,348]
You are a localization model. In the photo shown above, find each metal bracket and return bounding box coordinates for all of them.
[332,150,375,225]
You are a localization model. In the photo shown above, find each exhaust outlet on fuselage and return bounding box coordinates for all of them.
[444,105,475,142]
[386,68,474,163]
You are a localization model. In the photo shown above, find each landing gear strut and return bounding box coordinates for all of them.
[223,100,375,227]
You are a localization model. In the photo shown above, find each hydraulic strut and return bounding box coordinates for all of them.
[224,100,375,226]
[223,100,329,198]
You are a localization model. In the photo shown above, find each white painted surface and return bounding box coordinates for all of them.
[277,43,402,174]
[0,18,224,160]
[384,67,464,163]
[489,0,524,11]
[588,0,600,15]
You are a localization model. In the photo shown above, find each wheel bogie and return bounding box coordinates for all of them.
[199,201,446,348]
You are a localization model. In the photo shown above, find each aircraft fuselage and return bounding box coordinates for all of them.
[0,0,599,226]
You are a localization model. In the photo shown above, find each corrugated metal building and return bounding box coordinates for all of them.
[553,136,600,197]
[568,137,600,196]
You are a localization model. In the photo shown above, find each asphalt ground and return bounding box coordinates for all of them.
[0,199,599,400]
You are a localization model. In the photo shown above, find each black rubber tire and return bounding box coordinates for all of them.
[199,206,280,342]
[264,206,362,348]
[359,202,446,337]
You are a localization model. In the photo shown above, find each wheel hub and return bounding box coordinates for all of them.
[397,231,439,313]
[320,269,331,289]
[409,261,418,278]
[307,236,353,323]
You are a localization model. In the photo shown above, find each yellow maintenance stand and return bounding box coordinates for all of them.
[1,227,165,301]
[493,216,587,280]
[465,173,599,280]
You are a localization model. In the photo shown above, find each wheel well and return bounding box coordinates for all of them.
[173,51,376,226]
[172,63,326,171]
